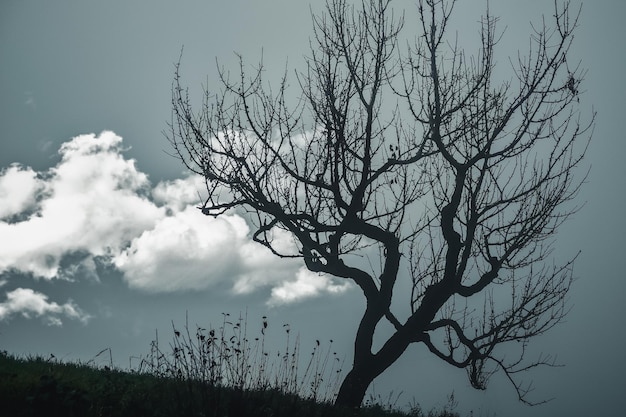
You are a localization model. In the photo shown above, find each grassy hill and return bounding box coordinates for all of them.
[0,314,463,417]
[0,350,462,417]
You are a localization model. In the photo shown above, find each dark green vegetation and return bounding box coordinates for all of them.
[0,313,462,417]
[0,351,459,417]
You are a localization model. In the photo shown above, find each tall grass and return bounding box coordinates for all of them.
[0,312,466,417]
[136,311,345,403]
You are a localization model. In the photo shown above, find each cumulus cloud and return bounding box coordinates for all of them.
[0,131,163,278]
[151,175,207,212]
[0,131,351,322]
[0,288,91,326]
[0,164,43,219]
[114,203,351,304]
[269,268,351,305]
[114,207,249,292]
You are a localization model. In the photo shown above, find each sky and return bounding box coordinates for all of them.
[0,1,624,416]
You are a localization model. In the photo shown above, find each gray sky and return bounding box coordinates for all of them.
[1,1,624,416]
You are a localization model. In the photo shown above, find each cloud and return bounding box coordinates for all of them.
[114,204,351,303]
[0,164,43,219]
[114,207,250,292]
[269,268,351,306]
[0,131,352,319]
[0,288,91,326]
[0,131,163,278]
[151,175,207,212]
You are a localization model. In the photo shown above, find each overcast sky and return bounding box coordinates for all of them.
[1,1,624,416]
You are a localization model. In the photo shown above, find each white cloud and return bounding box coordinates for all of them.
[113,206,339,300]
[0,131,163,278]
[0,288,91,326]
[0,164,43,219]
[151,175,206,212]
[230,227,303,295]
[114,207,250,292]
[268,268,351,305]
[0,131,352,317]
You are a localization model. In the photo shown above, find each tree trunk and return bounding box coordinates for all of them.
[334,322,414,410]
[334,366,375,409]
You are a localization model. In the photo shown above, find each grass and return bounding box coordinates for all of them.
[0,312,463,417]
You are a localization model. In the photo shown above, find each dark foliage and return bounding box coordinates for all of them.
[0,350,462,417]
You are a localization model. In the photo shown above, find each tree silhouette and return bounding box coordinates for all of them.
[167,0,593,409]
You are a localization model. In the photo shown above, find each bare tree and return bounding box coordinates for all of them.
[167,0,593,409]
